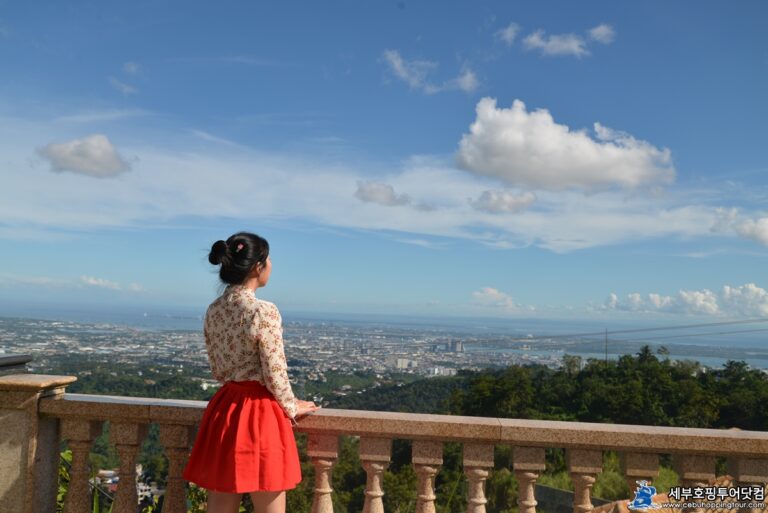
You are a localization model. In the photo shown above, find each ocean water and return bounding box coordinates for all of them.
[0,303,205,331]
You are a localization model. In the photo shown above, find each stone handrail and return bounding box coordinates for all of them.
[0,353,33,376]
[2,373,768,513]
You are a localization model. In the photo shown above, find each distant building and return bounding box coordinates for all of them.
[427,367,457,376]
[97,469,117,479]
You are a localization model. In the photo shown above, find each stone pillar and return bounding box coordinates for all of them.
[159,423,193,513]
[308,433,339,513]
[412,440,443,513]
[673,455,715,513]
[0,373,77,513]
[360,437,391,513]
[728,457,768,513]
[61,418,103,513]
[620,453,659,500]
[463,443,494,513]
[513,447,546,513]
[110,421,149,513]
[567,449,603,513]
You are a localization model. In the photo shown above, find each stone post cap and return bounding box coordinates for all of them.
[0,373,77,391]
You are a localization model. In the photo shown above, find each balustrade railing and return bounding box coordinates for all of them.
[2,372,768,513]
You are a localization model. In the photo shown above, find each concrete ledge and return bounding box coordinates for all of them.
[35,393,768,458]
[150,399,207,425]
[498,418,768,457]
[40,393,207,425]
[296,408,502,442]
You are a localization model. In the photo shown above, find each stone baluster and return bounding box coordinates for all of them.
[463,443,494,513]
[109,421,148,513]
[728,457,768,513]
[620,453,659,502]
[513,447,546,513]
[412,440,443,513]
[567,449,603,513]
[61,418,103,513]
[308,433,339,513]
[360,437,392,513]
[159,424,193,513]
[673,455,715,513]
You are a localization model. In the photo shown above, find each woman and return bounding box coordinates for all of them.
[183,231,319,513]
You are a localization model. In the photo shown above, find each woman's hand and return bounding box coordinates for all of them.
[296,399,320,418]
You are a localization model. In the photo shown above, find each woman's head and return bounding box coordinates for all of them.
[209,232,270,286]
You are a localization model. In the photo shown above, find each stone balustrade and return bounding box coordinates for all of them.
[2,373,768,513]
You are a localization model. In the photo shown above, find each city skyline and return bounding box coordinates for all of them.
[1,1,767,320]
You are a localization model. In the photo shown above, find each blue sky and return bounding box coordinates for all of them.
[1,1,767,321]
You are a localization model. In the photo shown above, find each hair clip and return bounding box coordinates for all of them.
[235,243,244,252]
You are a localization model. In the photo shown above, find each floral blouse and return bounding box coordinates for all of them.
[203,284,298,419]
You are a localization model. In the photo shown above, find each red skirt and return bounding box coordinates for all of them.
[182,380,301,493]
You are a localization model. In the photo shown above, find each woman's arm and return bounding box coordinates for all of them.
[250,301,299,419]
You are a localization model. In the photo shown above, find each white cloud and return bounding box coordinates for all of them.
[735,217,768,246]
[0,273,70,288]
[604,283,768,317]
[80,275,122,290]
[456,98,675,191]
[721,284,768,316]
[7,143,717,252]
[191,129,238,146]
[54,109,151,124]
[394,238,442,249]
[382,49,437,90]
[471,190,536,214]
[589,24,616,44]
[450,68,480,93]
[523,30,589,57]
[0,273,142,292]
[710,207,768,247]
[677,289,720,315]
[355,181,411,206]
[711,207,739,233]
[109,77,137,95]
[0,113,742,253]
[38,134,130,177]
[382,50,479,94]
[123,62,140,74]
[472,287,519,311]
[521,24,616,57]
[495,22,520,45]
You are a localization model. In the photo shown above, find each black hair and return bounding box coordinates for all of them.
[208,232,270,285]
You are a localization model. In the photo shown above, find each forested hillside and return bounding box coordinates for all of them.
[336,347,768,431]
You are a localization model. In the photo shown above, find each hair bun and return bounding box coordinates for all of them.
[208,240,230,265]
[210,232,270,285]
